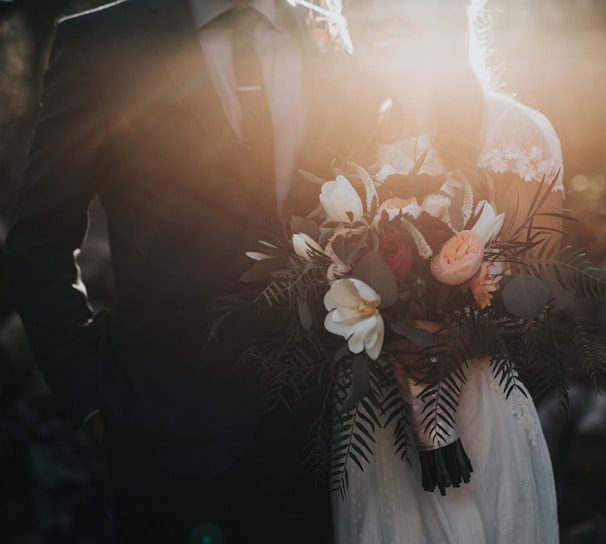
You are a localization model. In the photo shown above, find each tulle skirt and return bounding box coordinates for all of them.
[332,357,559,544]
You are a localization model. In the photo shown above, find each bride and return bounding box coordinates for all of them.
[331,1,562,542]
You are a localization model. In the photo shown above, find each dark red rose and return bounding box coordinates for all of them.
[378,232,414,279]
[411,211,455,253]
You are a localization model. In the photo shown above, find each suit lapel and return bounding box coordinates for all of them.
[142,0,276,214]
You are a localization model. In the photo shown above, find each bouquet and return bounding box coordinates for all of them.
[221,154,606,497]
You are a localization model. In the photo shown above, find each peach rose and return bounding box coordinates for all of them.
[430,230,484,286]
[469,262,500,309]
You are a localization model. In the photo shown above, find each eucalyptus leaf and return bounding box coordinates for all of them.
[297,297,313,330]
[330,234,348,262]
[390,320,438,347]
[334,343,352,363]
[502,272,550,320]
[298,168,328,185]
[351,252,398,307]
[339,354,370,413]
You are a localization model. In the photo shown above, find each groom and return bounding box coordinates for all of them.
[5,0,337,541]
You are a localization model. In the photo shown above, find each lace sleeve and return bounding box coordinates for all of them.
[477,94,564,192]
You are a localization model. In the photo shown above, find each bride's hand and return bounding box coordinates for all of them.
[386,320,489,383]
[385,320,450,383]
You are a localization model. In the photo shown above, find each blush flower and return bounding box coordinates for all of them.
[378,232,414,279]
[430,230,484,286]
[324,278,384,360]
[469,261,500,308]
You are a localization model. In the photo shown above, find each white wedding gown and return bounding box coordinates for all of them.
[332,93,562,544]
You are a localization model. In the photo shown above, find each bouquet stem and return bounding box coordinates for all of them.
[418,438,472,496]
[397,368,473,495]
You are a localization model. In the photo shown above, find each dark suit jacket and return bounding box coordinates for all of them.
[5,0,336,478]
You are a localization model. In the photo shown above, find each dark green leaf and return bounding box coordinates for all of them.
[297,297,313,330]
[390,320,438,347]
[351,251,398,307]
[502,272,550,320]
[339,354,370,413]
[240,256,287,283]
[290,215,320,240]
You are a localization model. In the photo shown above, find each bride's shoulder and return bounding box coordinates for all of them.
[478,92,564,189]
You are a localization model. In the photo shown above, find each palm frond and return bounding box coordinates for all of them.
[573,318,606,393]
[302,392,334,485]
[241,324,334,408]
[329,357,410,500]
[541,246,606,300]
[330,400,377,500]
[514,313,571,410]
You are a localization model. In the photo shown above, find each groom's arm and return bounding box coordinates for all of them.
[5,17,106,423]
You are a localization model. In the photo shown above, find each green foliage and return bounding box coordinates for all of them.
[329,356,412,500]
[573,318,606,392]
[224,162,606,495]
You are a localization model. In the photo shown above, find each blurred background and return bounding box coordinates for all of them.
[0,0,605,542]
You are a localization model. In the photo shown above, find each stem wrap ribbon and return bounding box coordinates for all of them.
[399,373,473,495]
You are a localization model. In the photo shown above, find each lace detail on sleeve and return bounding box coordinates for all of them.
[477,94,564,192]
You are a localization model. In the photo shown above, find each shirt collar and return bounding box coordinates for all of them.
[189,0,282,31]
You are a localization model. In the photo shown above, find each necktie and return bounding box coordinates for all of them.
[228,7,275,205]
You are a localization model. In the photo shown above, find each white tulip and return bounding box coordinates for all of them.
[324,278,384,360]
[292,233,324,261]
[246,251,272,261]
[471,200,505,244]
[319,175,364,223]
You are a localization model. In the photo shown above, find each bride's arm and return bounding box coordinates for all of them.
[479,95,565,253]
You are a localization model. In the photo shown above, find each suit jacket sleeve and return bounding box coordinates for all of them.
[5,19,105,421]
